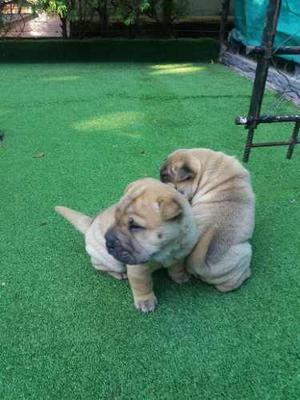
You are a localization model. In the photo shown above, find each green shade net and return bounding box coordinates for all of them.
[231,0,300,64]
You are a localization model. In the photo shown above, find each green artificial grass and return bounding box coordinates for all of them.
[1,59,300,400]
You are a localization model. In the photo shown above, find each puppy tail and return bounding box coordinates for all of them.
[55,206,93,234]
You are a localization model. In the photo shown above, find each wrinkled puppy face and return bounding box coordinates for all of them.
[105,178,184,265]
[160,151,200,202]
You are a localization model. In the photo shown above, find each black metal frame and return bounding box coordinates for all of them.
[220,0,231,49]
[221,0,300,162]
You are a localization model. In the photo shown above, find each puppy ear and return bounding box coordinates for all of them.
[124,181,135,194]
[158,197,182,221]
[177,165,194,181]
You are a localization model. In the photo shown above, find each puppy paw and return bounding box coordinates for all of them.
[107,271,127,280]
[170,272,190,284]
[134,295,158,313]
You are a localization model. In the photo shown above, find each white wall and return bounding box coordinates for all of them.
[188,0,233,16]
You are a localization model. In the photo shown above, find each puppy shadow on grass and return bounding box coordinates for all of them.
[152,268,226,306]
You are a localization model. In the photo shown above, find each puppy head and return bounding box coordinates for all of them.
[160,150,200,201]
[105,178,187,265]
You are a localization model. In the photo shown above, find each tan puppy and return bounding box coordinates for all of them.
[56,178,198,313]
[160,148,255,292]
[55,205,127,280]
[105,178,198,312]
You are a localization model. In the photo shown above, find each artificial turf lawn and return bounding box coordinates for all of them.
[1,60,300,400]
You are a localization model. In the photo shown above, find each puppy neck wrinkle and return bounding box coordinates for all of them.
[153,210,198,267]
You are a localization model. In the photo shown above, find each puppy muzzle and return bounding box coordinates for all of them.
[105,229,150,265]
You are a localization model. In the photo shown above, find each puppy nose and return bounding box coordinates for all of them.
[105,230,116,250]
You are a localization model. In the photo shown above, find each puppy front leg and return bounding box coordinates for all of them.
[168,262,190,284]
[127,264,157,313]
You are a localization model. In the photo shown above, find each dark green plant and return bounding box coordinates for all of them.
[147,0,188,35]
[33,0,189,38]
[86,0,109,33]
[111,0,150,27]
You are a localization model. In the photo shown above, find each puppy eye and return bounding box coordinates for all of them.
[181,173,193,182]
[128,218,145,231]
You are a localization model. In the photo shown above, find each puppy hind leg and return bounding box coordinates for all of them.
[213,242,252,292]
[186,227,215,276]
[215,267,251,292]
[106,271,128,280]
[91,258,127,280]
[168,262,190,284]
